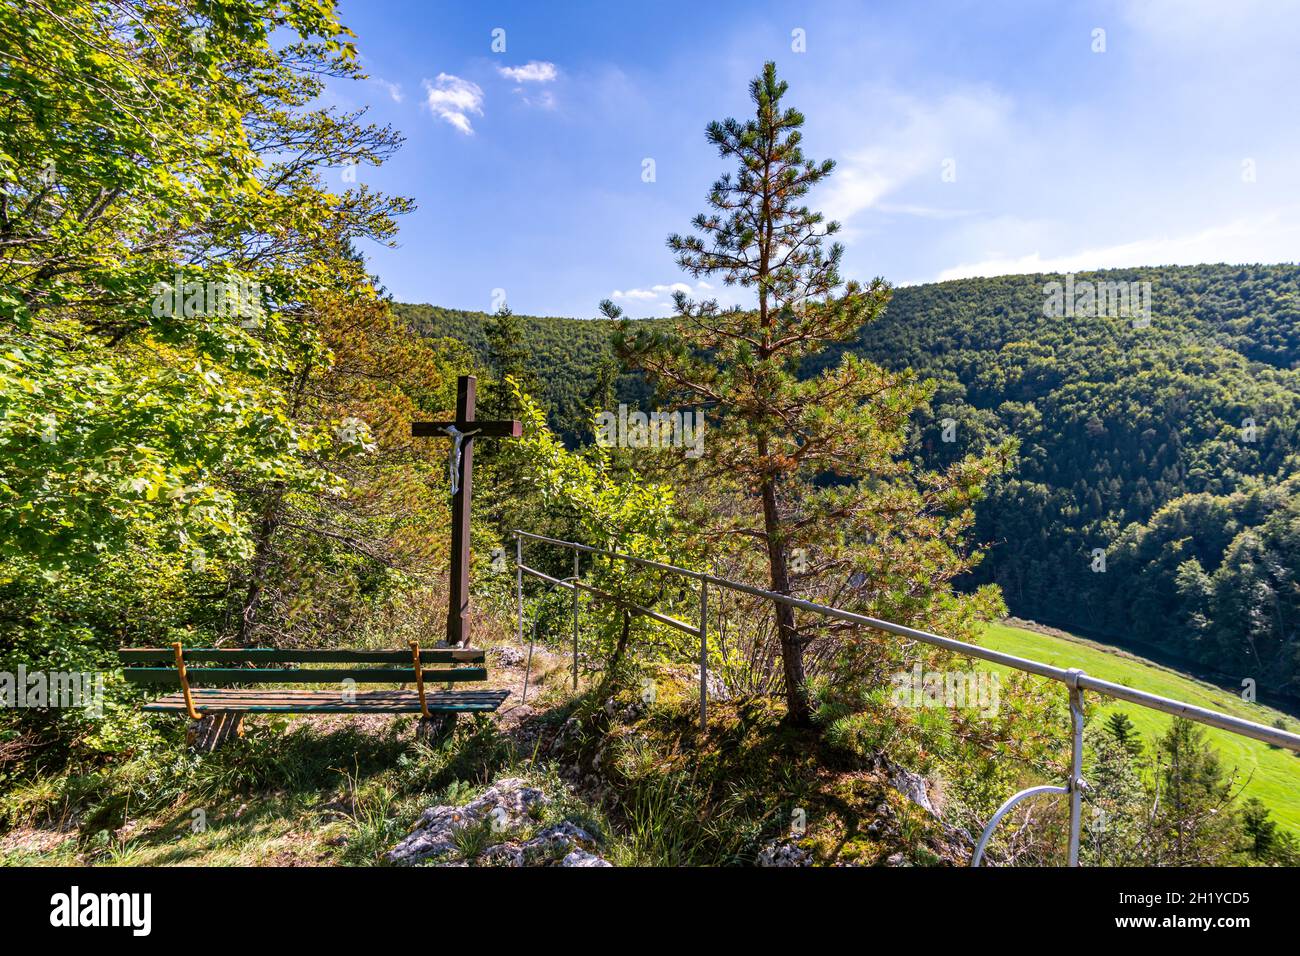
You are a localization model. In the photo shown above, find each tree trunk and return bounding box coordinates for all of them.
[597,610,633,697]
[233,364,310,644]
[236,484,285,644]
[760,473,810,725]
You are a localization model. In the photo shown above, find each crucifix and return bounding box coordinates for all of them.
[412,375,521,646]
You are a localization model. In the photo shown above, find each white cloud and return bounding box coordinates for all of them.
[498,61,559,109]
[513,88,557,111]
[498,61,558,83]
[935,210,1300,281]
[875,202,975,221]
[422,74,484,134]
[819,87,1012,236]
[369,77,403,103]
[610,280,749,315]
[1121,0,1300,50]
[612,282,693,301]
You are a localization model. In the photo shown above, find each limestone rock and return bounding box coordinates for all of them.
[387,777,547,864]
[756,841,812,866]
[481,821,610,867]
[492,644,528,668]
[388,778,613,867]
[889,766,935,815]
[562,849,612,867]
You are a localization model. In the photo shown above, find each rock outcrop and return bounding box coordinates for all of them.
[387,777,611,867]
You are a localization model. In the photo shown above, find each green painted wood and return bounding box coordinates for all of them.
[147,690,507,701]
[142,687,509,714]
[123,666,489,686]
[118,647,485,664]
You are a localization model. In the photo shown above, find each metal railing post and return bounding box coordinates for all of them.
[572,550,580,691]
[698,578,708,732]
[973,670,1088,866]
[515,534,524,648]
[1066,668,1086,867]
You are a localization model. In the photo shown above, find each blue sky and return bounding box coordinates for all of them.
[326,0,1300,317]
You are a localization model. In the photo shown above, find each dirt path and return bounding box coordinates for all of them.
[483,641,573,737]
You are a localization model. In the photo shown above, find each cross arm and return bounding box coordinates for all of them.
[411,420,523,438]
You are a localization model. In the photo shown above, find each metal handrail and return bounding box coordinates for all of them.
[970,784,1068,866]
[510,529,1300,865]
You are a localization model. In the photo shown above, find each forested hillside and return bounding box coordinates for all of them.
[399,263,1300,700]
[395,304,652,444]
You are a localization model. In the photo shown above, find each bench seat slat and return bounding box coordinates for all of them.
[119,647,485,664]
[123,666,488,686]
[143,688,510,714]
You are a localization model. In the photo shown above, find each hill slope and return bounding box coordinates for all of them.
[395,263,1300,699]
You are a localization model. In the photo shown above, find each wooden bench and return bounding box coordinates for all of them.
[119,644,509,751]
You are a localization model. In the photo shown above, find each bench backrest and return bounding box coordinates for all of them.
[118,647,487,687]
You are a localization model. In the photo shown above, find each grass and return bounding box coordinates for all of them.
[0,713,518,866]
[978,621,1300,834]
[0,699,626,868]
[566,675,961,866]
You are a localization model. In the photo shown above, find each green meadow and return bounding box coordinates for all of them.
[979,622,1300,834]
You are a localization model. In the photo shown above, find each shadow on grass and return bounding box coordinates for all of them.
[83,716,498,831]
[73,714,519,865]
[104,793,320,866]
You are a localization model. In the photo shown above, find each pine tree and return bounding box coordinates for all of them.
[480,305,538,538]
[1239,797,1298,864]
[1151,718,1240,865]
[484,306,535,421]
[1082,723,1147,865]
[613,62,1011,724]
[1105,711,1143,756]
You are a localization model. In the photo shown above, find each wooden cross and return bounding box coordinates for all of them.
[412,375,521,646]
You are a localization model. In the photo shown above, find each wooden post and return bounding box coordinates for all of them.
[416,713,457,745]
[188,712,244,753]
[412,375,522,647]
[446,375,474,646]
